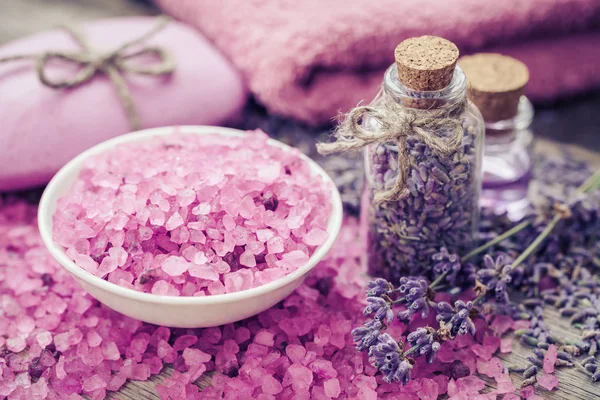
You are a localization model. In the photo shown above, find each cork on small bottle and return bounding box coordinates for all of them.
[394,36,459,109]
[458,53,529,122]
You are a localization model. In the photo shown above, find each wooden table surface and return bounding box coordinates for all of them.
[1,1,599,399]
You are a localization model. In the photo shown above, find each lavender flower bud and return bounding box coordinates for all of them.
[352,320,383,351]
[366,278,393,297]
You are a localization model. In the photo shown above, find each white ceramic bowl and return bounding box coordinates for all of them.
[38,126,343,328]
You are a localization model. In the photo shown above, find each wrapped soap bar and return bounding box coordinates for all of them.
[0,17,247,191]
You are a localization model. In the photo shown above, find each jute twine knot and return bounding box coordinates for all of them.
[317,98,467,202]
[0,16,175,131]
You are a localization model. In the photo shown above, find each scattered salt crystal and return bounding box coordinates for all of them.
[544,344,558,374]
[456,375,485,393]
[512,320,530,330]
[494,374,515,394]
[182,348,211,367]
[417,378,439,400]
[520,385,535,399]
[173,335,198,351]
[500,338,512,353]
[254,330,275,347]
[538,374,559,390]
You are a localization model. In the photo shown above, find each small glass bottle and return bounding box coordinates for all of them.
[360,36,485,282]
[458,53,533,221]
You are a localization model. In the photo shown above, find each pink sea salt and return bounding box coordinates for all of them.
[520,385,535,398]
[500,338,512,353]
[491,315,513,335]
[2,200,522,400]
[52,131,331,296]
[538,374,559,390]
[544,344,558,373]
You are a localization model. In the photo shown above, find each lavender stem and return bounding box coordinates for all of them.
[403,344,421,357]
[462,220,532,262]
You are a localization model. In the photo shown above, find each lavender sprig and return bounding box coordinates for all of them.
[353,168,600,387]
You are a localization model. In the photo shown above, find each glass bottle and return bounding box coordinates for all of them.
[361,60,485,282]
[458,53,533,221]
[480,97,534,220]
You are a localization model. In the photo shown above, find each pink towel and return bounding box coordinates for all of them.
[157,0,600,125]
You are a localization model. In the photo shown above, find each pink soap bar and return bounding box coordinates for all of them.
[0,17,247,191]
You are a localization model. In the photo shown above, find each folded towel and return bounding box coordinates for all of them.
[157,0,600,125]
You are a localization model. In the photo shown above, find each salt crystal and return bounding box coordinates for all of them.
[303,228,328,246]
[36,331,52,348]
[254,330,275,347]
[87,331,103,347]
[6,336,26,352]
[314,325,332,346]
[500,338,512,353]
[161,256,190,276]
[239,250,256,267]
[173,335,198,351]
[417,378,439,400]
[188,264,218,280]
[512,320,530,330]
[286,364,314,392]
[357,387,378,400]
[520,385,535,398]
[151,280,179,296]
[456,376,485,393]
[82,374,107,393]
[256,229,274,242]
[309,359,337,379]
[544,344,558,374]
[101,341,121,360]
[262,375,283,395]
[494,374,515,394]
[97,256,118,277]
[267,237,285,254]
[182,348,211,367]
[286,344,307,364]
[538,374,559,391]
[54,328,83,352]
[192,202,211,215]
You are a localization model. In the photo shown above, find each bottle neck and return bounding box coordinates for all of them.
[381,64,468,109]
[484,96,534,140]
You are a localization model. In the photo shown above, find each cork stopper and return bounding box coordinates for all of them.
[394,36,459,92]
[458,53,529,122]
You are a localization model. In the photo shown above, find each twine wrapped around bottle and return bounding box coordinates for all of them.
[0,16,175,131]
[317,97,467,202]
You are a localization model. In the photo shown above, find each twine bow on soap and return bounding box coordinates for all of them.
[0,16,175,131]
[317,98,467,203]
